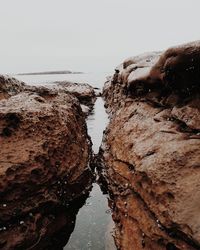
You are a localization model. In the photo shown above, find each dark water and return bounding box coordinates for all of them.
[65,98,116,250]
[13,73,116,250]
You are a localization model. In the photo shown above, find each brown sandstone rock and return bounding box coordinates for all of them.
[0,75,96,112]
[0,78,93,249]
[101,41,200,250]
[0,75,25,101]
[25,81,96,112]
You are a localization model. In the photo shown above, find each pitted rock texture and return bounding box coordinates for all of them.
[0,79,93,249]
[101,41,200,250]
[0,75,96,112]
[25,81,96,112]
[0,75,25,101]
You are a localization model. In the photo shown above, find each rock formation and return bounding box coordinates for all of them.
[26,81,96,112]
[0,76,25,101]
[0,75,94,249]
[0,75,96,113]
[100,41,200,250]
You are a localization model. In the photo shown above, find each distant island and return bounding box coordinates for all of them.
[17,70,83,76]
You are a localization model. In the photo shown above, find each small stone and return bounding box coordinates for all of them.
[2,204,7,208]
[19,221,24,225]
[105,209,111,214]
[86,202,92,206]
[125,183,129,188]
[87,241,92,247]
[142,239,145,248]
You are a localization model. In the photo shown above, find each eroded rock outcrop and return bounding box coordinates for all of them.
[26,81,96,113]
[100,41,200,250]
[0,75,96,113]
[0,76,25,101]
[0,76,93,249]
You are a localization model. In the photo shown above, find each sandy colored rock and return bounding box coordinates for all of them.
[0,78,93,249]
[101,41,200,250]
[25,81,96,111]
[0,75,96,112]
[0,75,25,100]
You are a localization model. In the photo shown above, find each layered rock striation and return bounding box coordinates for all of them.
[0,76,93,249]
[101,41,200,250]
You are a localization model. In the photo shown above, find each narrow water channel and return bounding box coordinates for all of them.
[65,98,116,250]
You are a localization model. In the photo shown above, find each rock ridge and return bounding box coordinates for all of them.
[0,76,94,249]
[100,41,200,250]
[0,75,96,113]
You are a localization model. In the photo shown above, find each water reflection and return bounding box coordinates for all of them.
[65,184,115,250]
[0,191,91,250]
[32,195,89,250]
[87,98,109,154]
[64,98,116,250]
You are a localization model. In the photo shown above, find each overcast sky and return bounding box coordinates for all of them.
[0,0,199,73]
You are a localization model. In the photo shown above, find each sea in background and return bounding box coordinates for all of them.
[13,72,116,250]
[14,72,111,89]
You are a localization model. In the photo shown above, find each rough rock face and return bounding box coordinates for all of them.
[0,76,25,101]
[0,77,93,249]
[25,81,96,112]
[0,75,96,112]
[101,41,200,250]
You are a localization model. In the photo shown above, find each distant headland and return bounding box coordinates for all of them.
[17,70,83,76]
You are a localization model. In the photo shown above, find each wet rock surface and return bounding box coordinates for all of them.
[101,41,200,250]
[0,76,93,249]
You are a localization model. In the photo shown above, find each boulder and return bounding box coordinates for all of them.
[0,75,96,114]
[0,77,93,249]
[101,41,200,250]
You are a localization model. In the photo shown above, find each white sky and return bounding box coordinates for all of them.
[0,0,199,73]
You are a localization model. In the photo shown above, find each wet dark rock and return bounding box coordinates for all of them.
[101,41,200,250]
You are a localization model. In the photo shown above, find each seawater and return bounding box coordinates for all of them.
[14,72,110,89]
[13,73,116,250]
